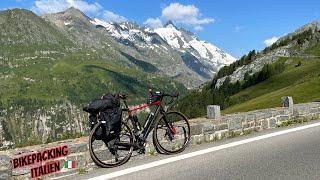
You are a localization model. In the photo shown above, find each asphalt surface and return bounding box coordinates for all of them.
[62,120,320,180]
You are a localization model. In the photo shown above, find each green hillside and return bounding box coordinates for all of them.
[0,9,188,147]
[0,40,187,147]
[223,57,320,114]
[177,23,320,118]
[0,9,187,108]
[0,51,187,107]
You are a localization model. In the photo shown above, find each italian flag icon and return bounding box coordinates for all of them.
[63,160,77,169]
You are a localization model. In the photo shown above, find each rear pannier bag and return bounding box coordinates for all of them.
[83,95,119,114]
[83,93,122,140]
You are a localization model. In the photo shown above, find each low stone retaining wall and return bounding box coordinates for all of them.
[189,102,320,145]
[1,102,320,179]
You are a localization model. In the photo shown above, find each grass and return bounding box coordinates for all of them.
[223,57,320,114]
[1,50,188,146]
[1,51,187,106]
[78,167,87,174]
[305,43,320,56]
[148,148,156,156]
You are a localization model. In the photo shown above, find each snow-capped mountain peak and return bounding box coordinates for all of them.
[91,18,153,45]
[154,22,188,49]
[89,18,235,81]
[43,8,234,88]
[90,18,110,27]
[153,21,236,69]
[164,20,177,28]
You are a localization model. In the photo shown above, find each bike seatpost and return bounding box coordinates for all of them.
[119,94,129,109]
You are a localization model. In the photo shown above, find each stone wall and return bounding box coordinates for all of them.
[1,102,320,179]
[190,102,320,141]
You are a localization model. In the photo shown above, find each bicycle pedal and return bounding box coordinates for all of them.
[138,148,145,154]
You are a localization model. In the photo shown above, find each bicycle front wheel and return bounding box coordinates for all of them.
[153,111,190,154]
[89,121,134,168]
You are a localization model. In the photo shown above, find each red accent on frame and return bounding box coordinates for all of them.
[128,101,161,115]
[171,127,177,135]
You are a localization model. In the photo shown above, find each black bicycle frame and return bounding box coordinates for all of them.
[139,105,162,141]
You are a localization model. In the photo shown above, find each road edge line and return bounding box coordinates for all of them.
[88,121,320,180]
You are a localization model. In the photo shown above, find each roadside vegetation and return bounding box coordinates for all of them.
[223,57,320,113]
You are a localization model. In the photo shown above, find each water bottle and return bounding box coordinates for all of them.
[143,113,154,131]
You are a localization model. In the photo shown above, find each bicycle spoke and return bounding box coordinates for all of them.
[89,122,134,168]
[153,111,190,154]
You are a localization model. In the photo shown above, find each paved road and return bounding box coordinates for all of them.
[63,120,320,180]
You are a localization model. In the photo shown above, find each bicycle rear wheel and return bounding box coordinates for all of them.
[153,111,190,154]
[89,121,134,168]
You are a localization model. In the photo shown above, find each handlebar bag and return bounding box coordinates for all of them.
[149,91,162,103]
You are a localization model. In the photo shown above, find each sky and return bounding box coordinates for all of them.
[1,0,320,58]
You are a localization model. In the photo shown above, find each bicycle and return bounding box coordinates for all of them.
[88,90,191,168]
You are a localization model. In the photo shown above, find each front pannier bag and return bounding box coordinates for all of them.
[83,93,122,140]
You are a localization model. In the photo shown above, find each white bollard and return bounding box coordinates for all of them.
[281,96,294,108]
[207,105,221,119]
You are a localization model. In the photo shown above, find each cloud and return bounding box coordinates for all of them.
[194,26,203,31]
[234,25,243,33]
[32,0,127,23]
[143,18,163,29]
[32,0,102,15]
[102,10,127,23]
[143,3,213,30]
[264,36,279,46]
[161,3,214,28]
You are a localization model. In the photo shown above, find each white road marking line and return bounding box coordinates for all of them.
[51,172,79,180]
[88,121,320,180]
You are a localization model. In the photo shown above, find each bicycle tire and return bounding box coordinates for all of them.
[89,121,134,168]
[153,111,190,154]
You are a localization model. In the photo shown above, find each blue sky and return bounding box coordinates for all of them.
[1,0,320,58]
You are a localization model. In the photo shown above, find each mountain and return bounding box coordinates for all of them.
[154,22,235,74]
[0,7,235,148]
[89,17,236,87]
[214,21,320,88]
[0,8,71,46]
[0,8,182,148]
[177,20,320,118]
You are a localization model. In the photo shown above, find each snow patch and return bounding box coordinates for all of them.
[154,25,187,49]
[64,21,71,26]
[189,39,210,59]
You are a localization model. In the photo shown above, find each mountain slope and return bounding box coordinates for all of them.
[47,12,197,87]
[177,20,320,118]
[154,21,235,72]
[0,8,72,47]
[215,21,320,88]
[0,8,187,147]
[89,17,236,87]
[223,57,320,113]
[0,7,235,147]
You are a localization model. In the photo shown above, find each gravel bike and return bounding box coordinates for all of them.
[88,90,191,168]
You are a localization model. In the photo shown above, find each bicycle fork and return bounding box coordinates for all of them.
[161,113,176,141]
